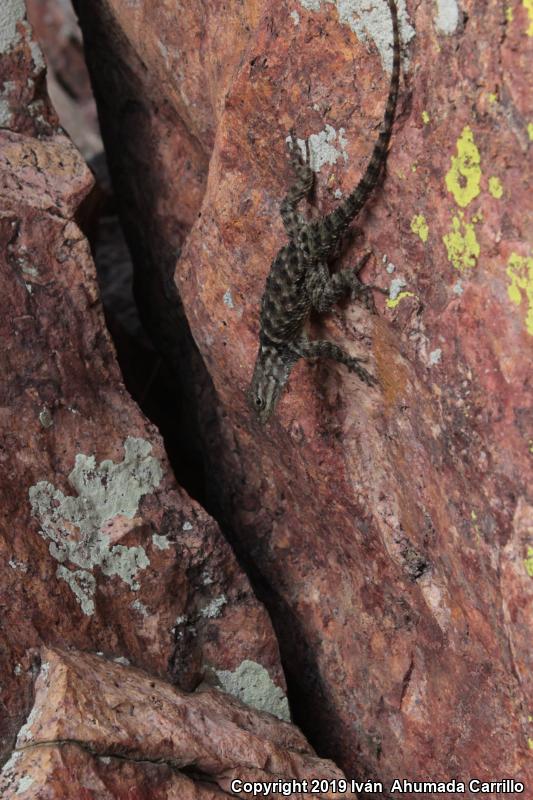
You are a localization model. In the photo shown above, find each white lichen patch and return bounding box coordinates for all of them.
[298,0,415,73]
[216,660,290,721]
[389,276,406,299]
[8,558,28,572]
[434,0,459,35]
[152,533,171,550]
[429,348,442,365]
[0,99,12,126]
[291,9,301,24]
[452,280,464,295]
[295,124,349,172]
[28,37,45,72]
[0,0,25,55]
[200,594,227,619]
[39,407,53,429]
[56,565,96,616]
[131,599,148,616]
[29,438,162,614]
[16,704,39,745]
[182,520,193,531]
[15,775,34,794]
[298,0,323,10]
[223,288,234,309]
[1,751,21,776]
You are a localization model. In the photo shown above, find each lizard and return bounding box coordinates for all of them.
[249,0,400,424]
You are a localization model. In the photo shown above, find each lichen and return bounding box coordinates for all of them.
[524,546,533,577]
[442,212,480,272]
[445,126,482,208]
[200,595,227,619]
[421,110,430,124]
[488,176,503,199]
[434,0,459,35]
[506,252,533,335]
[410,214,429,242]
[387,291,415,309]
[523,0,533,35]
[297,0,415,74]
[0,0,25,55]
[29,438,162,614]
[215,660,290,721]
[296,125,348,172]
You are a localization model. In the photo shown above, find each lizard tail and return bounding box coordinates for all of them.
[304,0,401,257]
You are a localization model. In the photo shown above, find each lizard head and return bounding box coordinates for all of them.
[249,343,291,424]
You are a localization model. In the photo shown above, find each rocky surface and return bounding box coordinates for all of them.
[0,648,349,798]
[72,0,533,789]
[25,0,102,159]
[0,1,287,781]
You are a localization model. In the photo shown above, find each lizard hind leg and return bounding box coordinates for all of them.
[293,338,377,386]
[306,252,383,314]
[280,131,314,239]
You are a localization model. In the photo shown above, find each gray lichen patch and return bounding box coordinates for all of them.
[0,0,25,55]
[29,438,162,614]
[434,0,459,35]
[152,533,171,550]
[215,660,290,721]
[389,276,407,299]
[291,125,348,174]
[298,0,415,74]
[56,565,96,616]
[200,594,227,619]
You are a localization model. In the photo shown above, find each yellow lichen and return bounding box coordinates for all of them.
[525,546,533,577]
[529,738,533,750]
[506,5,514,22]
[445,127,482,208]
[506,252,533,335]
[386,291,415,309]
[488,176,503,199]
[488,92,498,104]
[411,214,429,242]
[528,122,533,141]
[443,212,480,272]
[422,110,430,124]
[523,0,533,35]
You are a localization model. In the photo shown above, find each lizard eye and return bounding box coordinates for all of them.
[255,396,265,409]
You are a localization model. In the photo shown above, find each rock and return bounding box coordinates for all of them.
[0,647,350,799]
[0,1,286,775]
[25,0,103,160]
[73,0,533,785]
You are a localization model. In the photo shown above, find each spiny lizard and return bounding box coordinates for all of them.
[249,0,400,423]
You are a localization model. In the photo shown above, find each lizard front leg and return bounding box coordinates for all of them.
[280,131,313,239]
[292,338,377,386]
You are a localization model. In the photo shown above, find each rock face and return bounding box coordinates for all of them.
[0,0,288,781]
[5,0,533,793]
[0,648,349,798]
[72,0,533,788]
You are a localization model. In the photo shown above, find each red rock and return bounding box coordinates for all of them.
[25,0,102,159]
[0,2,287,780]
[0,648,349,799]
[72,0,533,786]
